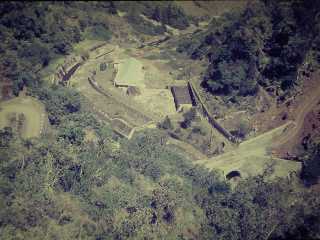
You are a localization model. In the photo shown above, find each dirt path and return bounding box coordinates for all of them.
[196,121,301,179]
[271,71,320,150]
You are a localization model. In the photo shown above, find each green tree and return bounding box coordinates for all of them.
[34,86,81,125]
[0,127,13,147]
[301,141,320,186]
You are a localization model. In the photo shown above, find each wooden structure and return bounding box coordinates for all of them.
[170,84,194,112]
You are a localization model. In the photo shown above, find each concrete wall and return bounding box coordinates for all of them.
[188,81,238,143]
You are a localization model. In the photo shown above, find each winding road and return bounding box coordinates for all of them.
[271,71,320,151]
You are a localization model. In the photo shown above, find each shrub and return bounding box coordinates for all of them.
[301,141,320,186]
[126,13,166,36]
[100,62,107,72]
[191,126,206,136]
[232,119,251,139]
[180,108,197,129]
[85,24,112,41]
[151,3,189,30]
[158,116,173,130]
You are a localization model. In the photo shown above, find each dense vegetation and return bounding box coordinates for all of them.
[125,9,167,36]
[178,1,320,99]
[301,138,320,186]
[116,1,190,32]
[1,1,320,239]
[1,125,320,239]
[0,1,113,95]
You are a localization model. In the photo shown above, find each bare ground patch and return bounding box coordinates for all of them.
[0,96,47,138]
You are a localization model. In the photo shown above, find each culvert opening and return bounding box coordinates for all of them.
[226,170,241,180]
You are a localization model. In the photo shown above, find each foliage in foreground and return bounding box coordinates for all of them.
[1,122,320,239]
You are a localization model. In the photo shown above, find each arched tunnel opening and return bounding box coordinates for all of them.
[226,170,241,180]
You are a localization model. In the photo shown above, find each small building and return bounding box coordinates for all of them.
[171,85,194,112]
[113,57,145,88]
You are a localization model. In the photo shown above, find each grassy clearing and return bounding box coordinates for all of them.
[133,89,176,118]
[166,138,208,160]
[43,36,177,125]
[70,56,151,126]
[84,128,98,143]
[71,42,177,123]
[169,113,234,157]
[0,96,46,138]
[94,55,176,119]
[83,25,112,42]
[196,122,301,179]
[114,57,145,87]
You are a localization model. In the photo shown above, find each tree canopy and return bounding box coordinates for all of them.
[178,1,320,99]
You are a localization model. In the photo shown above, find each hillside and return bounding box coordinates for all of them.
[0,1,320,240]
[177,1,320,100]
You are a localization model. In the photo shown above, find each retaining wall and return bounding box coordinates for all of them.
[188,81,238,143]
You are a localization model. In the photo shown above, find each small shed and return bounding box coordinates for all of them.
[171,85,193,112]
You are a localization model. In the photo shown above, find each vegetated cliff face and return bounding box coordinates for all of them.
[117,1,190,36]
[177,1,320,99]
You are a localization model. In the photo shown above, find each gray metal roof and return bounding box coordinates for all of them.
[171,85,192,106]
